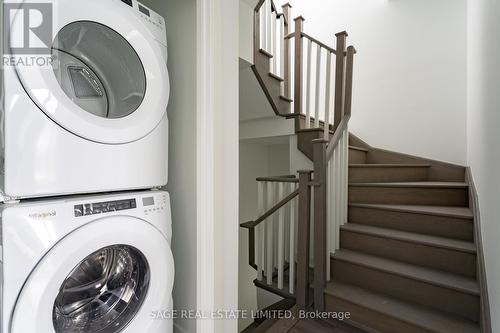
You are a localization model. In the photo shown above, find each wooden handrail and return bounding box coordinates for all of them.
[255,0,266,12]
[326,114,351,160]
[256,177,298,183]
[240,189,299,229]
[302,33,337,55]
[257,174,296,181]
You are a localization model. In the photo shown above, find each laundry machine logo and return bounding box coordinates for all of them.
[3,2,53,55]
[29,211,57,220]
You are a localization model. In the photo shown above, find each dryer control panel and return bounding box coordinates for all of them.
[120,0,167,48]
[74,199,137,217]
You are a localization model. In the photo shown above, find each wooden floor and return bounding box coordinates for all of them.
[247,307,368,333]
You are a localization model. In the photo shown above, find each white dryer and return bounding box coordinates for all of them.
[1,190,174,333]
[1,0,170,200]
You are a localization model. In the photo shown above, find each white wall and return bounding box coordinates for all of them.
[140,1,197,332]
[274,0,467,164]
[467,0,500,331]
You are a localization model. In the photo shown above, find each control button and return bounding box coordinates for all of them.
[74,205,84,217]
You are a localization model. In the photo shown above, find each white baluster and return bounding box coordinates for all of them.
[284,183,290,263]
[257,181,264,281]
[305,40,312,127]
[262,1,268,51]
[289,182,296,294]
[326,161,332,281]
[277,182,284,289]
[271,11,277,73]
[335,145,341,250]
[343,129,349,225]
[324,52,332,140]
[266,181,274,285]
[267,1,272,54]
[280,16,285,95]
[314,45,322,128]
[330,157,336,251]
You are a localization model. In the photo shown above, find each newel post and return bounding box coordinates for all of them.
[312,139,328,311]
[296,170,312,309]
[294,16,305,115]
[333,31,348,131]
[344,46,356,117]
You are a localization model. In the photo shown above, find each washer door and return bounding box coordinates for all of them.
[10,216,174,333]
[10,0,169,144]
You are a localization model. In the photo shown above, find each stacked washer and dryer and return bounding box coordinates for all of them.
[1,0,174,332]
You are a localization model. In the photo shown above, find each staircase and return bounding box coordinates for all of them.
[240,1,491,332]
[326,139,482,333]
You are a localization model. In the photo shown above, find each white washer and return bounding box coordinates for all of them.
[1,190,174,333]
[0,0,170,200]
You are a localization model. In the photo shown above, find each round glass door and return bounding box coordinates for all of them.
[52,245,150,333]
[52,21,147,119]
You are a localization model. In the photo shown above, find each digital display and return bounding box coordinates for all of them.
[121,0,133,7]
[143,197,155,206]
[139,4,150,17]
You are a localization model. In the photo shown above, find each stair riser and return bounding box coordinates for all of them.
[341,230,476,277]
[348,206,474,241]
[253,54,291,114]
[349,186,468,206]
[349,149,367,164]
[349,167,429,183]
[326,295,434,333]
[332,260,480,322]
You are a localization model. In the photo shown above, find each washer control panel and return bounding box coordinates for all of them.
[142,193,168,216]
[74,199,137,217]
[73,193,168,217]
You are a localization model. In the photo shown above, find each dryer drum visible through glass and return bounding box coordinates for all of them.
[52,21,147,120]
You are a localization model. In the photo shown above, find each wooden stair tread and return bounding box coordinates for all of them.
[349,164,430,168]
[332,249,480,295]
[259,48,273,58]
[341,223,476,253]
[349,145,369,152]
[348,203,473,219]
[279,95,293,103]
[269,72,284,82]
[325,282,480,333]
[349,181,468,188]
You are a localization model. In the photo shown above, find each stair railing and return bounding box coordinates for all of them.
[256,0,290,96]
[288,23,355,137]
[250,0,357,312]
[241,176,300,296]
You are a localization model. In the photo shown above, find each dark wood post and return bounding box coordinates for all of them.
[294,16,305,115]
[248,227,256,270]
[282,3,292,98]
[344,46,356,117]
[296,170,312,309]
[333,31,347,131]
[312,139,327,311]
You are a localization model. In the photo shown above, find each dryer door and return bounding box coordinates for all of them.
[9,0,169,144]
[10,216,174,333]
